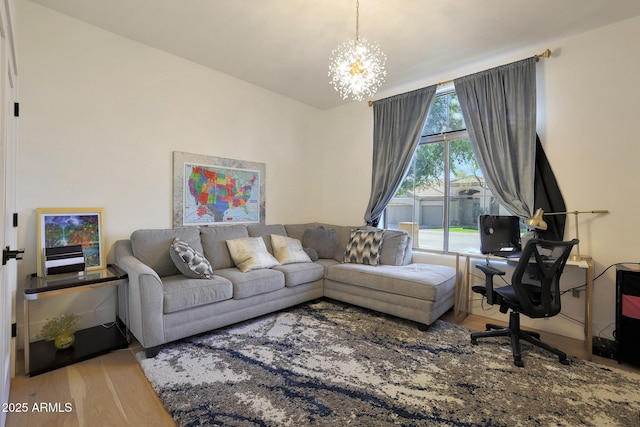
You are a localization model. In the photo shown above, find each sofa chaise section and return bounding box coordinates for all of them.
[325,263,457,327]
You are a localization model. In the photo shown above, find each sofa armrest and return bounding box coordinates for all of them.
[116,249,166,349]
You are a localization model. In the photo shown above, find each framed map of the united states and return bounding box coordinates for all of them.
[173,151,265,227]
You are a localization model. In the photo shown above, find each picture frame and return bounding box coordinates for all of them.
[36,208,105,277]
[173,151,266,227]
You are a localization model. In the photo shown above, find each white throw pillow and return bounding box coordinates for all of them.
[270,234,312,265]
[226,236,281,273]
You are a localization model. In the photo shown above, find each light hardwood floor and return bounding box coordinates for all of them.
[7,342,174,427]
[7,312,639,426]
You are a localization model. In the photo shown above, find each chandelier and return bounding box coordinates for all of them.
[328,0,386,101]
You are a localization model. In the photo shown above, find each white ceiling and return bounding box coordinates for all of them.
[29,0,640,110]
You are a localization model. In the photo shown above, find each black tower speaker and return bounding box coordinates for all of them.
[616,264,640,366]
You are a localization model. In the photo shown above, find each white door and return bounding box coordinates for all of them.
[4,56,18,378]
[1,0,18,422]
[0,40,8,427]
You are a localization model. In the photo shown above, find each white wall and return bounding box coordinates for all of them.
[16,0,640,345]
[15,2,326,342]
[314,101,374,225]
[534,16,640,339]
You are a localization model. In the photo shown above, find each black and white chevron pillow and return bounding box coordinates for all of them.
[343,229,384,266]
[169,238,214,279]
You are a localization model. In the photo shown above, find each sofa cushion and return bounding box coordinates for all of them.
[326,224,364,262]
[284,223,321,241]
[403,235,414,265]
[247,224,287,254]
[273,262,325,287]
[379,229,410,266]
[271,234,312,265]
[343,229,384,266]
[302,226,340,259]
[215,268,285,299]
[226,236,281,273]
[169,238,214,279]
[131,228,202,277]
[162,274,233,314]
[200,225,249,270]
[326,263,457,302]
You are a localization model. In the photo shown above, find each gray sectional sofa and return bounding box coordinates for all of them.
[114,222,460,357]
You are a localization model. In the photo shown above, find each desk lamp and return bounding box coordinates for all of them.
[526,209,609,261]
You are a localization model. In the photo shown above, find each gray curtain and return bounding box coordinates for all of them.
[454,58,536,218]
[364,86,437,226]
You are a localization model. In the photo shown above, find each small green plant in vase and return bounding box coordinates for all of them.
[38,313,80,350]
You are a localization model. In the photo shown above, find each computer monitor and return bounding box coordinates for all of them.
[478,215,522,255]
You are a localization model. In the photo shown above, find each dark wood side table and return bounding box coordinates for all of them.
[24,265,129,376]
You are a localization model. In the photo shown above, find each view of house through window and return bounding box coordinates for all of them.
[385,90,511,252]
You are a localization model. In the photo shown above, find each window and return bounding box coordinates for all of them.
[385,90,511,252]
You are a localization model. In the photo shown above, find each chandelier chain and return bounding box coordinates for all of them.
[355,0,360,43]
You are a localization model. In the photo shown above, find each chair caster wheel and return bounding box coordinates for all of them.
[560,358,571,365]
[514,359,524,368]
[471,339,477,345]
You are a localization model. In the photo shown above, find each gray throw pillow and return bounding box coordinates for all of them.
[302,226,339,259]
[378,229,410,266]
[304,247,319,262]
[169,238,214,279]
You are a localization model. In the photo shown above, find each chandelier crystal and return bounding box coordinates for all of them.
[328,0,386,101]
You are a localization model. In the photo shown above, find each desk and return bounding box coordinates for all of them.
[24,265,129,376]
[455,251,594,361]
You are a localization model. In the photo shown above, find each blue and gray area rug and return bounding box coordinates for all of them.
[138,300,640,426]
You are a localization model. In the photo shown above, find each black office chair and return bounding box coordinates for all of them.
[471,238,579,367]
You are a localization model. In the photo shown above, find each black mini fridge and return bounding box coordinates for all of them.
[616,264,640,366]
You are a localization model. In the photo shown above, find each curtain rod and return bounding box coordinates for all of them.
[367,48,552,107]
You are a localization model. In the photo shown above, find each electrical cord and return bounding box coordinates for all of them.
[470,259,639,341]
[93,292,116,329]
[473,260,640,311]
[559,262,640,296]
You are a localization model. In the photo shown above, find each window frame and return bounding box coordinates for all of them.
[418,129,470,252]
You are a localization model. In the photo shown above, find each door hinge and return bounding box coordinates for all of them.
[12,323,17,338]
[13,213,18,227]
[14,102,19,117]
[2,246,24,265]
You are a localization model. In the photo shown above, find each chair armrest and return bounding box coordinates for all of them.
[474,263,506,305]
[476,263,506,276]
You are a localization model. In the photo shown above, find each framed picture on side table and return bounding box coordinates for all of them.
[36,208,105,277]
